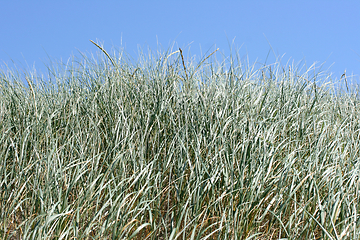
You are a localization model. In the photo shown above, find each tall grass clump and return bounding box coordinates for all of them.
[0,41,359,239]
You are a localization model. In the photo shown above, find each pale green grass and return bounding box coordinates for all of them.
[0,42,359,239]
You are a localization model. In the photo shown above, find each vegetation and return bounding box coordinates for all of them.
[0,41,359,239]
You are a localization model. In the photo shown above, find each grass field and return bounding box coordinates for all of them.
[0,43,359,239]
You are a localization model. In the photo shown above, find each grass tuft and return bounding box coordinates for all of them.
[0,43,359,239]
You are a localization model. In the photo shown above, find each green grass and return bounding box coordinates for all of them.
[0,42,359,239]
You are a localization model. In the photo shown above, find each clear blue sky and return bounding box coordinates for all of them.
[1,1,360,85]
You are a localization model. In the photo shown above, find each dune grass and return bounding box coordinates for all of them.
[0,42,359,239]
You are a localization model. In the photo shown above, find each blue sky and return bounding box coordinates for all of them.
[1,1,360,85]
